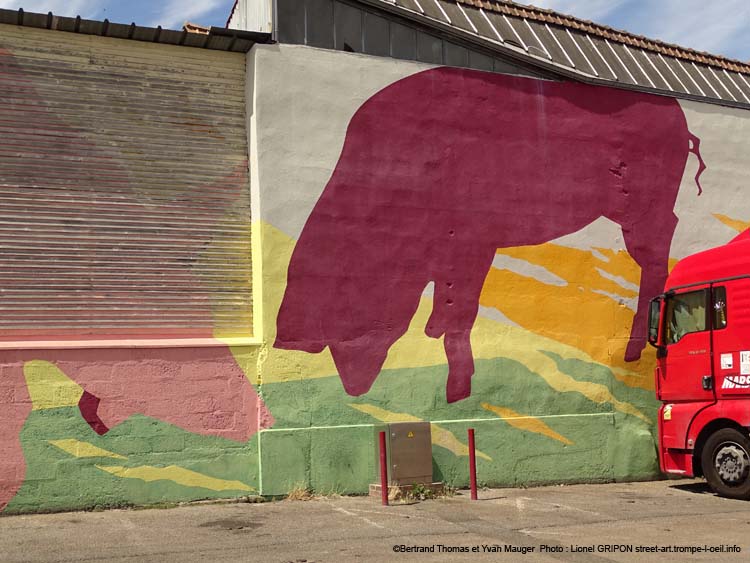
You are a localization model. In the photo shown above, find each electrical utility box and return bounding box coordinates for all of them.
[377,421,433,486]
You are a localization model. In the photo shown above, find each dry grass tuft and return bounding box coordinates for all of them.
[285,485,314,501]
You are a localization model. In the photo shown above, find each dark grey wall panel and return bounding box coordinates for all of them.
[417,32,442,64]
[390,22,416,61]
[307,0,335,49]
[469,50,494,72]
[494,58,523,76]
[334,1,363,52]
[277,0,306,44]
[275,0,547,79]
[444,42,468,68]
[363,12,390,57]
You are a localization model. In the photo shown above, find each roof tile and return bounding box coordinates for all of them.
[457,0,750,74]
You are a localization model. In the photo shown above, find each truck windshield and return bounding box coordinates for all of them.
[665,290,706,344]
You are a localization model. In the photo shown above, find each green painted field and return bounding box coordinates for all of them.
[8,353,659,513]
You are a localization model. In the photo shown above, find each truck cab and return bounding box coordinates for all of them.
[650,231,750,499]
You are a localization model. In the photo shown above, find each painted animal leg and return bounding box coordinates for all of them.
[427,250,495,402]
[621,212,678,361]
[444,330,475,403]
[0,365,32,512]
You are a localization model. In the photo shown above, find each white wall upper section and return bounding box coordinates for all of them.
[249,44,434,239]
[671,100,750,258]
[249,43,750,261]
[228,0,273,33]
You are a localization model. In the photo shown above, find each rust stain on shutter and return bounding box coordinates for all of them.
[0,26,252,339]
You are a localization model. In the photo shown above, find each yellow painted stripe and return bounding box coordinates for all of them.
[481,403,574,445]
[431,423,493,462]
[95,465,254,492]
[49,439,127,460]
[349,404,492,461]
[23,360,83,411]
[713,213,749,233]
[350,403,418,424]
[507,349,649,423]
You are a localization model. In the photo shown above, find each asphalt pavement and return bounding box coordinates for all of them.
[0,479,748,562]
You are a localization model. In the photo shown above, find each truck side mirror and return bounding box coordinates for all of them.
[647,297,662,347]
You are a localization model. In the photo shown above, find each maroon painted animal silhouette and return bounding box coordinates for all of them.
[276,67,706,403]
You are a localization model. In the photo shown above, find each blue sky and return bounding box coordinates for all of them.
[0,1,747,62]
[533,0,749,62]
[0,0,237,30]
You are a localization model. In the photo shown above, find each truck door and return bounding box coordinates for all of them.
[711,281,748,395]
[659,286,716,402]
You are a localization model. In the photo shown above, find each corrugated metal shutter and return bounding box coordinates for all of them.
[0,26,252,339]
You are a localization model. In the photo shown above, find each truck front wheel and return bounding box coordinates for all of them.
[701,428,750,499]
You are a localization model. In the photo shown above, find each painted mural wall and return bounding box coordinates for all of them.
[0,26,269,514]
[249,44,750,495]
[4,29,750,515]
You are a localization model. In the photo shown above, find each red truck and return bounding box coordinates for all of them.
[649,230,750,498]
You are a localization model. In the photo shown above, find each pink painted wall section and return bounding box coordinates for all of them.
[0,367,30,512]
[276,67,705,403]
[0,347,272,511]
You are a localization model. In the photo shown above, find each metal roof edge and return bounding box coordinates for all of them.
[352,0,750,111]
[461,0,750,75]
[209,26,272,43]
[0,7,273,53]
[227,0,240,28]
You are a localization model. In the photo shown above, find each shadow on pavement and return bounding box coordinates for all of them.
[670,481,714,495]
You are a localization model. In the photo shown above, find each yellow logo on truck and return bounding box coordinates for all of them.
[663,404,673,421]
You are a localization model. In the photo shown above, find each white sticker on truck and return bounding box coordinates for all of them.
[741,351,750,375]
[721,353,733,370]
[722,375,750,389]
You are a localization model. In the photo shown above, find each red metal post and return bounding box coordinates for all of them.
[468,428,478,500]
[379,430,389,506]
